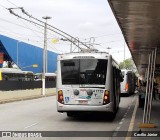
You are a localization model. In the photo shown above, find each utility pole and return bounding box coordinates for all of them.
[42,16,51,96]
[124,41,126,68]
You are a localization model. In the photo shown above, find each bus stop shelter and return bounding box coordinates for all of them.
[108,0,160,127]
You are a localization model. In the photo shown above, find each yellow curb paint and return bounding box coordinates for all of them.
[125,97,138,140]
[139,123,157,128]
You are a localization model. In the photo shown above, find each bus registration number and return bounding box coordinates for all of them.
[79,100,88,104]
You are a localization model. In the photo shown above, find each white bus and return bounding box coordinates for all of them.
[56,52,123,117]
[0,68,34,81]
[35,73,56,81]
[120,69,136,95]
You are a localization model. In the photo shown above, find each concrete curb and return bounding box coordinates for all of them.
[0,93,56,104]
[0,88,56,104]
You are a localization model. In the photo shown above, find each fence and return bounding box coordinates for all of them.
[0,81,56,91]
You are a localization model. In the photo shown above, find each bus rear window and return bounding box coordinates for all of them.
[61,59,108,85]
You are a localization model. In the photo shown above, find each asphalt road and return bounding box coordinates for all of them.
[0,94,137,140]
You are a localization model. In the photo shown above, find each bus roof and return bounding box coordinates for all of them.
[0,68,34,75]
[0,68,23,73]
[58,52,110,60]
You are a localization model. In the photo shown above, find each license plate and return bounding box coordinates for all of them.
[79,100,88,104]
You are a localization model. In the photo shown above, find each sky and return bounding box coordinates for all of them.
[0,0,131,63]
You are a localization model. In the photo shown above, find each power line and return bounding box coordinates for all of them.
[0,18,44,35]
[6,0,18,7]
[0,3,65,53]
[7,8,87,51]
[2,1,91,50]
[82,33,122,39]
[100,39,124,44]
[3,1,46,45]
[0,14,58,47]
[94,33,122,38]
[20,7,90,50]
[0,3,7,9]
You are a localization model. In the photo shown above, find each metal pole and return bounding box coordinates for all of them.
[124,41,126,68]
[42,16,51,96]
[143,52,153,123]
[148,48,157,123]
[70,37,73,52]
[146,50,154,123]
[124,41,125,60]
[89,37,95,49]
[45,23,48,73]
[75,37,79,52]
[143,53,151,123]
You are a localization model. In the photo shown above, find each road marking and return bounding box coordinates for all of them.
[24,122,38,129]
[115,126,121,131]
[113,126,121,137]
[112,95,137,139]
[125,97,138,140]
[122,118,125,121]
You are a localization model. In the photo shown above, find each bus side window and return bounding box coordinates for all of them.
[4,74,9,80]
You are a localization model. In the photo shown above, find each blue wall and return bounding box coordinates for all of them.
[0,35,57,73]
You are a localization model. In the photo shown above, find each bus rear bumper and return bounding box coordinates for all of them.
[57,102,113,112]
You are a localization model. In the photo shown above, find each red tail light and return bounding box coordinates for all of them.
[58,90,64,104]
[103,90,110,105]
[125,83,129,91]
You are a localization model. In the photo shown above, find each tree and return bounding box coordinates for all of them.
[119,58,135,70]
[119,58,139,77]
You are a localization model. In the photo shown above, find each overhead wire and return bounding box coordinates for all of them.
[0,3,7,9]
[7,8,86,51]
[5,0,18,7]
[0,2,45,43]
[2,1,63,52]
[20,7,90,50]
[0,18,44,35]
[2,1,124,53]
[4,0,51,48]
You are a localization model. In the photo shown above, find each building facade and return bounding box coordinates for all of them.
[0,35,57,73]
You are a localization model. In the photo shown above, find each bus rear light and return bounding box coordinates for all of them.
[60,95,63,100]
[103,90,110,105]
[125,83,129,91]
[58,90,64,104]
[104,96,108,100]
[58,90,63,95]
[104,90,109,95]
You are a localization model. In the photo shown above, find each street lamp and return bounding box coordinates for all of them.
[89,37,95,49]
[42,16,51,96]
[21,64,38,69]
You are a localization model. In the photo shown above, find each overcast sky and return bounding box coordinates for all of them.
[0,0,131,63]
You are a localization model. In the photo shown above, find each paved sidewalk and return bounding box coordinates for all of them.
[131,96,160,139]
[0,88,56,104]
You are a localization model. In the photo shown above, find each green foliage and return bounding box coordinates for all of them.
[119,58,135,70]
[119,58,139,76]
